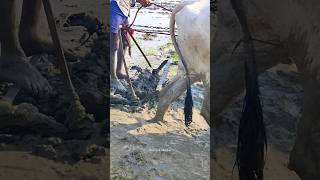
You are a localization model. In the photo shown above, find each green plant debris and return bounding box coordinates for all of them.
[144,48,157,56]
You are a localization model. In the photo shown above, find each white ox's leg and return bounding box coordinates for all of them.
[200,81,210,125]
[153,74,200,122]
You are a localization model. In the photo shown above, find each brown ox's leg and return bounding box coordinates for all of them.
[152,74,200,122]
[290,74,320,179]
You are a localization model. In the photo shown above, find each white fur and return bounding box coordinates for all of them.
[174,0,210,83]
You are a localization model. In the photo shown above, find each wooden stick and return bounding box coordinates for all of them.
[42,0,79,101]
[119,29,138,100]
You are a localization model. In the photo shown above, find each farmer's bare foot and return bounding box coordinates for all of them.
[0,54,51,95]
[116,72,128,79]
[111,78,126,91]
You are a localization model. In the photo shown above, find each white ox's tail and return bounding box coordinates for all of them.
[170,1,197,126]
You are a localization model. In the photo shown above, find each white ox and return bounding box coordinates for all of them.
[212,0,320,179]
[154,0,320,178]
[152,0,211,125]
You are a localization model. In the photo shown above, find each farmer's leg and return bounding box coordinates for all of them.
[19,0,76,59]
[110,33,120,79]
[0,0,51,94]
[110,1,126,90]
[116,21,129,79]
